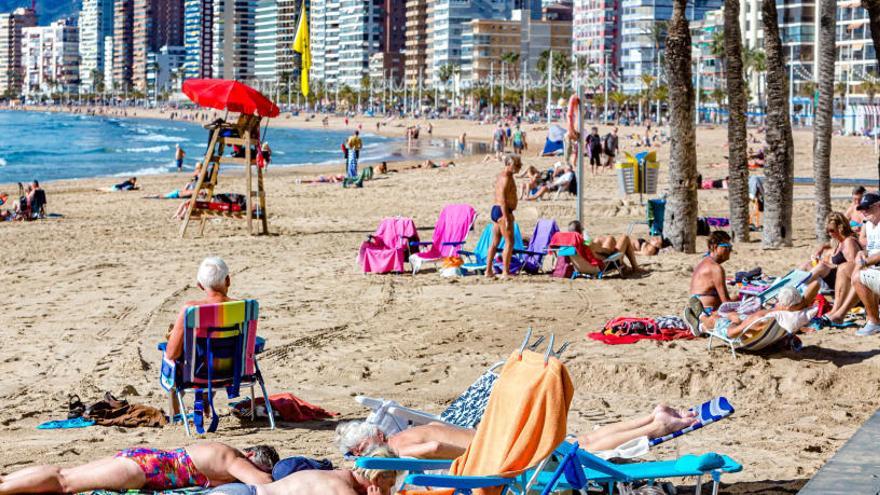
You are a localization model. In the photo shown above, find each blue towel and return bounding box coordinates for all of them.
[37,417,96,429]
[273,456,333,480]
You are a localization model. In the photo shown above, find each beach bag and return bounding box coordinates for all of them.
[442,256,463,268]
[603,317,660,337]
[552,256,574,278]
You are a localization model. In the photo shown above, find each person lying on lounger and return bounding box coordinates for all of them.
[208,446,400,495]
[688,231,734,313]
[336,405,698,461]
[567,221,643,272]
[686,285,818,339]
[0,442,277,494]
[526,165,574,200]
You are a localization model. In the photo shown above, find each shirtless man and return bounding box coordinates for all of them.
[845,186,866,230]
[209,447,398,495]
[0,442,276,494]
[687,231,733,314]
[338,404,698,462]
[486,154,521,277]
[164,257,234,362]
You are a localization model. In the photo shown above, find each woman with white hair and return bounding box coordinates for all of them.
[164,256,233,362]
[693,285,819,339]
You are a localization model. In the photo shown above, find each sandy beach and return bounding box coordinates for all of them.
[2,107,880,493]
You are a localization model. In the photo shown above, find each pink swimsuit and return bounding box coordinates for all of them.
[116,448,210,490]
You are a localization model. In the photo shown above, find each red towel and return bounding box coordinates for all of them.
[587,328,694,345]
[243,393,338,422]
[548,232,602,267]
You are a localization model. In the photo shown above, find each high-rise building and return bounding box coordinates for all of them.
[103,34,114,87]
[133,0,185,91]
[183,0,213,79]
[620,0,722,94]
[0,6,38,96]
[21,19,81,96]
[113,0,135,91]
[404,0,430,86]
[461,9,572,82]
[572,0,621,81]
[311,0,340,87]
[212,0,257,80]
[255,0,302,83]
[430,0,516,84]
[254,0,277,81]
[146,44,186,96]
[79,0,115,93]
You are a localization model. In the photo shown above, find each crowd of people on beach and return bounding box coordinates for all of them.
[0,180,46,222]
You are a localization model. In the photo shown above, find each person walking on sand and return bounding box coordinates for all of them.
[485,155,522,278]
[492,123,506,159]
[175,144,186,172]
[604,127,619,171]
[458,132,467,154]
[346,130,363,178]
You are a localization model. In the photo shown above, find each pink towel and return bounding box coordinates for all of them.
[415,204,477,261]
[359,217,418,273]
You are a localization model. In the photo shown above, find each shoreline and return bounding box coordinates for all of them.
[0,107,477,187]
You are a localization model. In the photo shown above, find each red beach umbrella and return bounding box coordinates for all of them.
[182,79,280,118]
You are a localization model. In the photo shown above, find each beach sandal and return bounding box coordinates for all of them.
[67,394,86,419]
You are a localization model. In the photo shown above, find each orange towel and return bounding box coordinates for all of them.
[401,350,573,495]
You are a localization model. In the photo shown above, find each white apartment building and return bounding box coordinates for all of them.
[21,19,81,97]
[79,0,114,92]
[212,0,256,80]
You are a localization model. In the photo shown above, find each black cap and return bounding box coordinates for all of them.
[857,192,880,211]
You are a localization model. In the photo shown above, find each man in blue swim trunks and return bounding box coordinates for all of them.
[685,231,733,330]
[485,154,522,277]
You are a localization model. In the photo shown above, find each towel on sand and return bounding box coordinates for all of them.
[232,393,337,422]
[402,350,573,495]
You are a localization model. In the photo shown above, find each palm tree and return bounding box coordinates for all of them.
[500,52,520,81]
[664,0,699,253]
[813,0,836,242]
[863,80,879,104]
[725,0,750,241]
[744,48,767,114]
[609,91,627,124]
[761,0,795,247]
[537,50,572,82]
[654,85,669,120]
[710,29,726,84]
[861,0,880,187]
[640,74,655,116]
[800,81,817,98]
[438,64,456,108]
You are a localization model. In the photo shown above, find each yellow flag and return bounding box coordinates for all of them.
[293,3,311,96]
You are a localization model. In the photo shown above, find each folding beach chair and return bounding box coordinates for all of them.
[548,231,624,280]
[358,217,418,274]
[627,198,665,237]
[526,440,742,495]
[355,333,561,433]
[410,204,478,274]
[160,300,275,436]
[459,223,524,275]
[357,334,574,495]
[512,219,559,274]
[705,312,810,357]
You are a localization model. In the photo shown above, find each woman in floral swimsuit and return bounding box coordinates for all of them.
[0,442,277,494]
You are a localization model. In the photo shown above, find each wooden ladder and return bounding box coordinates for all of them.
[179,126,269,238]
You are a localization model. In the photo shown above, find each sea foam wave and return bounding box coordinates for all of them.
[124,145,171,153]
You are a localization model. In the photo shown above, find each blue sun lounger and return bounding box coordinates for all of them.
[459,223,524,274]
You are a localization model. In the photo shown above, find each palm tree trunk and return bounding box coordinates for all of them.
[664,0,699,253]
[813,0,836,241]
[762,0,795,247]
[862,0,880,189]
[725,0,750,242]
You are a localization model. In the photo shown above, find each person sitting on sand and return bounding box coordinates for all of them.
[687,286,817,339]
[847,192,880,336]
[567,221,643,272]
[208,447,399,495]
[422,159,455,169]
[527,165,574,201]
[845,186,866,231]
[164,257,234,363]
[633,236,673,256]
[688,231,734,313]
[486,154,521,277]
[0,442,277,494]
[337,404,698,462]
[519,166,543,199]
[801,212,861,324]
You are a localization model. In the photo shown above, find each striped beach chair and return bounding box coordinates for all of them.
[167,299,275,436]
[706,314,794,357]
[649,396,735,447]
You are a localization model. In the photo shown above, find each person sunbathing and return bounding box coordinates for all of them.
[688,231,733,313]
[0,442,277,494]
[527,166,574,201]
[518,166,543,199]
[208,447,399,495]
[567,221,643,272]
[801,212,861,323]
[337,405,697,462]
[689,285,818,339]
[845,186,866,231]
[164,257,234,362]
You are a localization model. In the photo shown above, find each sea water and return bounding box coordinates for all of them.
[0,110,449,184]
